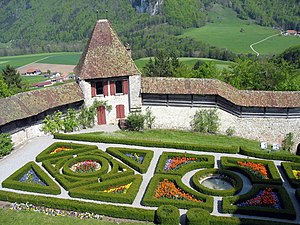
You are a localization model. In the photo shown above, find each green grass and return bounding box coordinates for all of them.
[181,4,300,55]
[0,208,152,225]
[134,57,234,71]
[21,75,49,84]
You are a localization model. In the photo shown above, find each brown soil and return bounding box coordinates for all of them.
[17,63,75,74]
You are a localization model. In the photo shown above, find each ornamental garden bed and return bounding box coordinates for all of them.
[281,162,300,188]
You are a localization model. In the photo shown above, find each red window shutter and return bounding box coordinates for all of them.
[91,81,96,97]
[116,105,125,119]
[110,81,115,96]
[103,81,109,96]
[123,80,128,94]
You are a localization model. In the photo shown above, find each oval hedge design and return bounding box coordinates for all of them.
[192,169,243,196]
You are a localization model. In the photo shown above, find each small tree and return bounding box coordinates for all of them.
[144,107,155,129]
[127,112,145,131]
[1,64,23,91]
[191,109,220,134]
[0,133,13,158]
[63,108,79,132]
[282,133,294,152]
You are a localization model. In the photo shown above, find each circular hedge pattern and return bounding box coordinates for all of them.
[192,169,243,196]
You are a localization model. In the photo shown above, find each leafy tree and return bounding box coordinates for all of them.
[0,133,13,158]
[191,109,220,134]
[63,108,79,132]
[1,65,22,90]
[0,75,12,98]
[282,133,294,152]
[144,107,155,129]
[193,62,219,79]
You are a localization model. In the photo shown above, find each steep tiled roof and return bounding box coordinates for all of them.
[141,77,300,108]
[74,19,140,79]
[0,82,84,126]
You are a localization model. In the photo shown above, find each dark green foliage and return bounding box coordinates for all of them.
[142,174,213,211]
[191,109,220,134]
[127,112,145,131]
[281,162,300,188]
[1,64,22,89]
[106,147,154,174]
[282,133,294,152]
[155,205,179,225]
[0,133,13,158]
[221,156,282,185]
[296,189,300,204]
[2,161,61,195]
[191,169,243,196]
[0,76,11,97]
[276,45,300,69]
[0,190,156,222]
[54,132,239,153]
[155,152,214,175]
[222,184,296,220]
[186,208,210,225]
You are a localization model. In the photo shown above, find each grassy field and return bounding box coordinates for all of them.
[0,208,151,225]
[134,57,234,71]
[181,4,300,55]
[21,75,49,84]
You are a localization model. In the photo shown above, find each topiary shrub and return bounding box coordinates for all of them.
[155,205,179,225]
[186,208,211,225]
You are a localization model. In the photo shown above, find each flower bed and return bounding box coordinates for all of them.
[281,162,300,188]
[292,170,300,179]
[237,188,281,209]
[50,147,73,155]
[125,153,144,164]
[164,156,198,171]
[103,182,132,194]
[19,169,46,186]
[70,160,101,173]
[237,161,269,179]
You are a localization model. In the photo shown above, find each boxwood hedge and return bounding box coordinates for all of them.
[155,205,179,225]
[186,208,210,225]
[2,161,61,195]
[221,157,282,185]
[222,184,296,220]
[155,152,214,175]
[281,162,300,189]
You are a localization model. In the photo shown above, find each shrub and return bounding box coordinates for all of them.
[127,112,145,131]
[144,106,155,129]
[155,205,179,225]
[0,133,13,158]
[282,133,294,152]
[186,208,210,225]
[190,109,220,134]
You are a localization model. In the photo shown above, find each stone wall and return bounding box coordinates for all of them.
[141,105,300,153]
[129,75,142,111]
[11,124,45,148]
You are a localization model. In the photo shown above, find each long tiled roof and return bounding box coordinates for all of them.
[74,19,140,79]
[141,77,300,108]
[0,82,84,126]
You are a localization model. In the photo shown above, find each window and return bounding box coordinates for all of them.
[115,80,123,94]
[95,81,104,95]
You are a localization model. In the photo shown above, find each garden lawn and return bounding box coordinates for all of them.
[0,208,153,225]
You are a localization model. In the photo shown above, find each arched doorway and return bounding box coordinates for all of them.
[297,144,300,155]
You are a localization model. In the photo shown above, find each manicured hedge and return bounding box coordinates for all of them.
[155,205,179,225]
[106,147,153,174]
[0,190,155,222]
[222,184,296,220]
[69,175,142,204]
[296,189,300,204]
[281,162,300,189]
[155,152,214,175]
[36,142,98,162]
[210,216,295,225]
[191,169,243,196]
[221,157,282,185]
[2,161,61,195]
[54,133,239,154]
[142,174,213,211]
[240,147,300,163]
[100,158,134,181]
[186,208,210,225]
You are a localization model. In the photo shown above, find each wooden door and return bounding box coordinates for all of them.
[97,106,106,125]
[116,104,125,119]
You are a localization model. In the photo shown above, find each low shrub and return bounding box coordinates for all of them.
[155,205,179,225]
[191,169,243,196]
[281,162,300,188]
[222,184,296,220]
[2,161,61,195]
[0,133,13,158]
[106,147,154,174]
[142,174,213,211]
[186,208,210,225]
[221,156,282,185]
[155,152,214,175]
[0,190,155,222]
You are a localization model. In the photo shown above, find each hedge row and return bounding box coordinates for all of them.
[155,205,180,225]
[281,162,300,189]
[0,190,155,222]
[191,169,243,196]
[142,174,213,211]
[69,175,142,204]
[186,208,210,225]
[106,147,154,174]
[36,142,98,162]
[221,156,282,185]
[222,184,296,220]
[2,161,61,195]
[54,133,239,154]
[155,152,214,175]
[240,147,300,163]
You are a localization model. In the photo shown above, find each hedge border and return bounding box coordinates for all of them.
[0,190,155,222]
[221,156,282,185]
[191,169,243,196]
[142,174,213,211]
[35,142,98,162]
[222,184,296,220]
[69,175,142,204]
[106,147,154,174]
[155,152,214,175]
[186,208,210,225]
[155,205,180,225]
[281,162,300,189]
[2,161,61,195]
